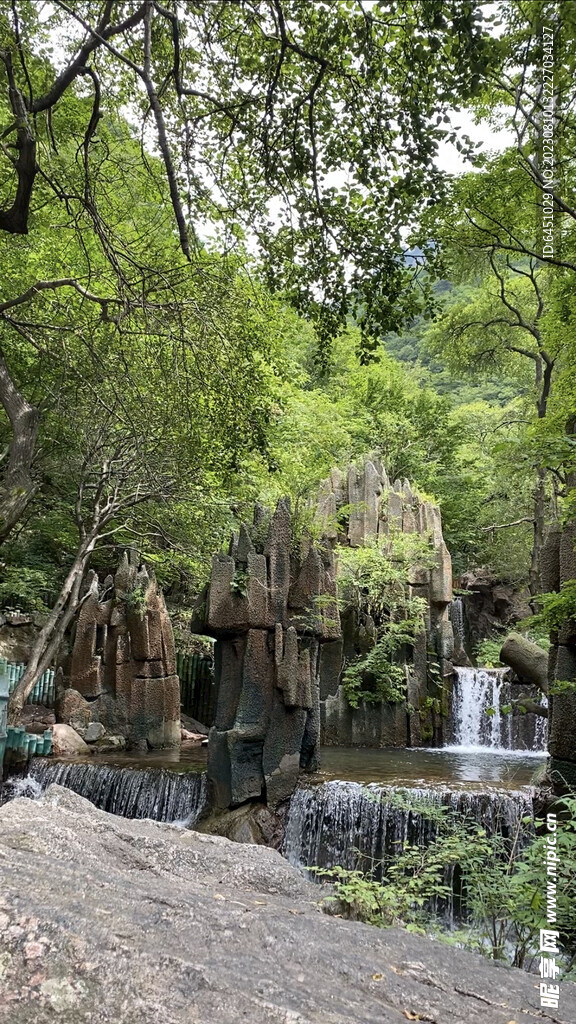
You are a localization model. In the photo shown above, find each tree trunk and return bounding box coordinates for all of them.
[500,632,549,692]
[528,354,554,597]
[0,348,40,543]
[7,536,96,723]
[529,466,547,597]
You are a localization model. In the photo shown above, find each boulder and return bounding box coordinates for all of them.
[196,801,284,847]
[180,728,205,742]
[83,722,106,743]
[1,786,574,1024]
[19,703,56,734]
[50,723,92,758]
[91,734,126,753]
[180,712,209,735]
[56,687,93,735]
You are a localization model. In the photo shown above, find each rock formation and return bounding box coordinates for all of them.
[313,457,454,748]
[191,498,340,807]
[2,785,574,1024]
[458,568,532,652]
[193,458,456,808]
[60,550,180,749]
[500,632,549,691]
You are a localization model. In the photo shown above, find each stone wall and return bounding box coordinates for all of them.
[313,457,454,748]
[60,551,180,749]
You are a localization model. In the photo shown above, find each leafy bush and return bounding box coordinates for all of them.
[475,627,551,668]
[0,565,54,613]
[474,636,503,667]
[315,793,576,974]
[338,533,435,707]
[533,581,576,635]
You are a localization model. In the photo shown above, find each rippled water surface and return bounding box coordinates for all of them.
[313,746,545,790]
[55,742,546,790]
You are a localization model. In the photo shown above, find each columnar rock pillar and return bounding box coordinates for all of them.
[191,500,341,807]
[542,513,576,790]
[313,457,454,747]
[62,551,180,749]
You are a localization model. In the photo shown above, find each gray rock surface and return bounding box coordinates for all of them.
[1,786,575,1024]
[50,723,92,758]
[314,457,455,749]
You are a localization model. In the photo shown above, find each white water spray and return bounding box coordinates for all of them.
[451,667,547,752]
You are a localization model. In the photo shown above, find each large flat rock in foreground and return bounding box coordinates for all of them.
[0,786,574,1024]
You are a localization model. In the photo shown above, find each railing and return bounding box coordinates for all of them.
[176,652,216,727]
[5,726,52,758]
[6,662,56,707]
[0,658,53,768]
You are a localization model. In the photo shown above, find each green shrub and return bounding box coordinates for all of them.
[315,793,576,974]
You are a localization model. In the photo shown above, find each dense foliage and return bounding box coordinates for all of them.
[316,791,576,975]
[337,533,437,707]
[0,1,575,711]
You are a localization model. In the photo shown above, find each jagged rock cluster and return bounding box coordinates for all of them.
[191,498,340,807]
[314,458,454,747]
[193,458,455,810]
[61,551,180,749]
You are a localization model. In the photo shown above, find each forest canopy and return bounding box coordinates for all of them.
[0,0,575,705]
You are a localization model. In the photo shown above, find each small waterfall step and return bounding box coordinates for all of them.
[450,666,547,752]
[25,759,207,824]
[283,779,534,873]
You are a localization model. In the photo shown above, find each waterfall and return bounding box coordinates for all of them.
[449,598,465,650]
[451,667,547,752]
[452,667,511,750]
[283,780,534,875]
[25,759,207,825]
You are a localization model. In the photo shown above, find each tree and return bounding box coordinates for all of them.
[416,1,576,593]
[422,232,558,594]
[0,1,499,340]
[6,249,285,718]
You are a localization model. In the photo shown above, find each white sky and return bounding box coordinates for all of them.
[436,107,514,174]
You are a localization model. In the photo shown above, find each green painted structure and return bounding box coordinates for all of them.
[0,658,53,771]
[0,662,8,768]
[6,662,56,706]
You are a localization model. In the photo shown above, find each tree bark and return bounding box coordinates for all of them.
[529,466,547,597]
[0,347,40,543]
[528,353,554,597]
[500,632,549,692]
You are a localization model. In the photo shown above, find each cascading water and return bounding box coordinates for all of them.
[450,667,547,752]
[21,759,207,825]
[452,667,511,750]
[283,780,534,875]
[449,598,466,651]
